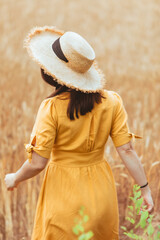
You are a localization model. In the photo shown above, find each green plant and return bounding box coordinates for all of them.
[72,206,94,240]
[121,184,160,240]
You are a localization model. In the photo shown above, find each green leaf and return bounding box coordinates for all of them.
[124,232,138,239]
[121,226,127,231]
[126,217,135,224]
[136,198,143,214]
[79,210,83,216]
[72,224,84,235]
[79,231,94,240]
[131,233,140,239]
[79,206,85,216]
[78,233,86,240]
[155,231,160,239]
[135,191,141,199]
[83,215,89,223]
[78,225,84,233]
[147,224,154,236]
[139,211,149,228]
[142,205,147,210]
[128,205,133,211]
[85,231,94,239]
[135,184,141,190]
[133,184,140,191]
[135,198,143,209]
[128,211,134,217]
[72,225,80,235]
[81,206,85,211]
[130,196,134,201]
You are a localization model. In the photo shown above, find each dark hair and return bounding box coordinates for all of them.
[41,68,105,120]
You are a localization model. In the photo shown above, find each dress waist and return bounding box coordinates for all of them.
[49,148,105,167]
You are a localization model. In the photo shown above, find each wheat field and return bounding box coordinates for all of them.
[0,0,160,239]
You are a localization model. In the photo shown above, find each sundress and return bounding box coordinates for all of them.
[24,90,141,240]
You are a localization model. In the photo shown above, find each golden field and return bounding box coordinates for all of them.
[0,0,160,239]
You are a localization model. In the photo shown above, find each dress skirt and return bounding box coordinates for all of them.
[31,159,119,240]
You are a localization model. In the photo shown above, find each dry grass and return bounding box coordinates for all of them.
[0,0,160,239]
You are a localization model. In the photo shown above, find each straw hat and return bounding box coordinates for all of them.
[24,26,105,92]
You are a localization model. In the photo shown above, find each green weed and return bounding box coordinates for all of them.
[72,206,94,240]
[121,184,160,240]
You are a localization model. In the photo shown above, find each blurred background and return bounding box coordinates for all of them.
[0,0,160,239]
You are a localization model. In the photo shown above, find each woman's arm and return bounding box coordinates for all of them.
[4,151,49,191]
[116,141,154,213]
[116,141,148,186]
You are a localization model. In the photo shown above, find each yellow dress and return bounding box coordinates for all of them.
[24,90,142,240]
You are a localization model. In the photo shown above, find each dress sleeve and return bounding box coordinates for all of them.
[24,98,57,163]
[110,91,142,147]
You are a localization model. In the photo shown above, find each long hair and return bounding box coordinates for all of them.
[41,68,105,120]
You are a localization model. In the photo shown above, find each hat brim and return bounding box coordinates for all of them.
[24,26,105,93]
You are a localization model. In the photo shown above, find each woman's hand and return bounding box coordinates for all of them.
[140,187,154,214]
[4,173,19,191]
[4,154,48,191]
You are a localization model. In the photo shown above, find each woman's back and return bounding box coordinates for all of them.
[29,89,132,167]
[52,90,111,152]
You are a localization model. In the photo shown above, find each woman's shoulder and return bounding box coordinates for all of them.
[102,89,123,105]
[40,97,56,109]
[39,93,70,118]
[37,97,59,118]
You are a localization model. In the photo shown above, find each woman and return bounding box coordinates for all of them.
[5,26,154,240]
